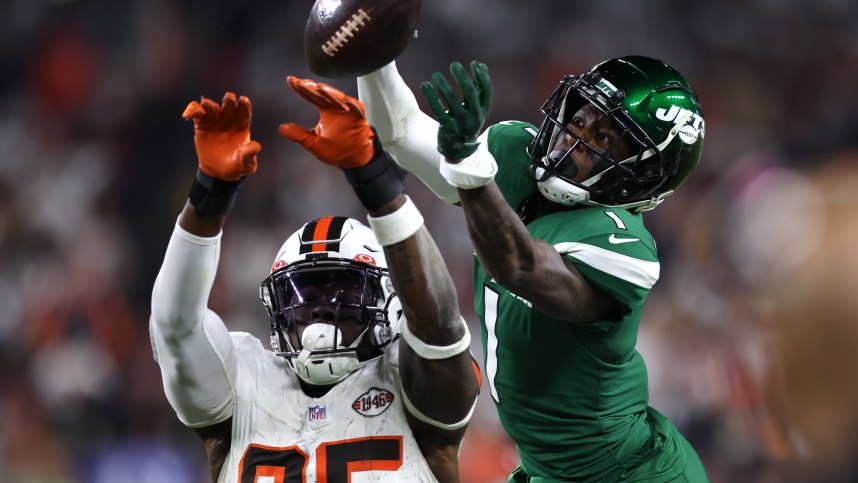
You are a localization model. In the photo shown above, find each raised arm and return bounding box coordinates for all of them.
[358,62,461,204]
[420,62,620,322]
[278,77,480,479]
[150,92,261,478]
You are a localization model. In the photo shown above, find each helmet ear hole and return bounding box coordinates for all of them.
[372,321,392,346]
[375,294,402,346]
[602,174,639,202]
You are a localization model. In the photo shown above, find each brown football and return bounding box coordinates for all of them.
[305,0,422,79]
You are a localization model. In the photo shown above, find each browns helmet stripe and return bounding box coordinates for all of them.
[310,216,333,252]
[299,216,348,254]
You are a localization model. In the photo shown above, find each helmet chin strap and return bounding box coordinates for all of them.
[293,324,361,386]
[534,166,591,206]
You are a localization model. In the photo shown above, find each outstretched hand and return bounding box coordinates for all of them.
[278,76,375,169]
[420,60,492,161]
[182,92,261,181]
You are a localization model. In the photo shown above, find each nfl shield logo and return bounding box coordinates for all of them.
[308,405,327,424]
[318,0,341,21]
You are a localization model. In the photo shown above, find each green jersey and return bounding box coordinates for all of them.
[474,121,690,482]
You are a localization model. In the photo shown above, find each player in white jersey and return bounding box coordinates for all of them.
[150,80,481,483]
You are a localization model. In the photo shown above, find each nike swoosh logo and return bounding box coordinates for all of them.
[608,234,640,244]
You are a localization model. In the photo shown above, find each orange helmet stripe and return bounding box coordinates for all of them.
[311,216,334,252]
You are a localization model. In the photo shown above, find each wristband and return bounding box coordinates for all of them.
[188,169,244,218]
[343,128,406,211]
[439,147,498,189]
[367,195,424,246]
[399,316,471,360]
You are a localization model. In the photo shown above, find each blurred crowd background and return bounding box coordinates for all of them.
[2,0,858,482]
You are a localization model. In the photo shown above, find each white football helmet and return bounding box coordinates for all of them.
[260,216,401,386]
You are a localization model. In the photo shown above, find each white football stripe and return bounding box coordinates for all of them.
[484,288,500,403]
[554,242,660,289]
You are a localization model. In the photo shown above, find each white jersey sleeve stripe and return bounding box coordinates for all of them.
[399,316,471,360]
[401,385,477,431]
[554,242,660,289]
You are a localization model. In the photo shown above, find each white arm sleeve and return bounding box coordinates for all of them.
[358,61,461,204]
[149,221,236,428]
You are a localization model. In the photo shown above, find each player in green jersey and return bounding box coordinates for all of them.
[357,56,709,482]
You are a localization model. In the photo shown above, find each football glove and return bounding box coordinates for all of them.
[182,92,261,182]
[420,60,492,161]
[279,77,405,211]
[278,76,374,169]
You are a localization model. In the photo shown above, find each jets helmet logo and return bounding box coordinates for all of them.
[656,105,705,145]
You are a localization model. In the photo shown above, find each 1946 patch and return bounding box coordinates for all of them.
[352,387,394,417]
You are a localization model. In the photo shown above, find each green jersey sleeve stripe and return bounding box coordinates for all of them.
[554,242,660,289]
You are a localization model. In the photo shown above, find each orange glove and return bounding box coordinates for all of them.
[182,92,262,181]
[278,76,374,169]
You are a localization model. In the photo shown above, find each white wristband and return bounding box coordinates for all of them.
[439,147,498,189]
[367,195,424,246]
[400,316,471,360]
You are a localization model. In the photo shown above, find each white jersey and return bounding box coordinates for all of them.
[220,332,437,483]
[150,223,453,483]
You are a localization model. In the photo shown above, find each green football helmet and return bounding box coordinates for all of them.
[527,56,704,211]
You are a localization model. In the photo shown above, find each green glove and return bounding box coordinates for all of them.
[420,60,492,161]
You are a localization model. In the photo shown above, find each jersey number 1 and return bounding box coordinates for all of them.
[484,286,501,404]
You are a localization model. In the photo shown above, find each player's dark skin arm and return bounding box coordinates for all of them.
[422,61,620,323]
[178,200,225,237]
[176,201,234,481]
[371,194,479,482]
[193,419,232,483]
[456,184,621,323]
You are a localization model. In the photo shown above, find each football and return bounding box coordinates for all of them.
[305,0,422,79]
